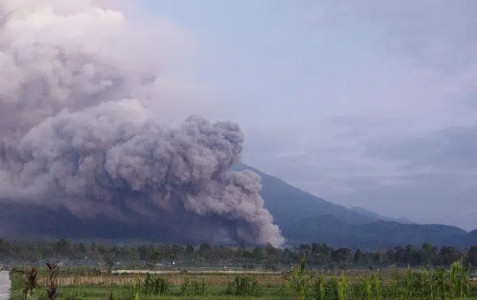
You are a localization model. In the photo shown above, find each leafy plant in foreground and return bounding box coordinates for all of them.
[23,267,39,300]
[46,263,58,300]
[312,275,326,300]
[226,275,262,296]
[286,257,312,299]
[337,272,347,300]
[152,276,170,296]
[181,277,208,296]
[143,273,153,295]
[449,261,470,299]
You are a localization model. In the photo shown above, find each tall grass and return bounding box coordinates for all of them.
[180,277,208,296]
[450,261,470,299]
[46,263,59,300]
[23,267,39,299]
[225,275,262,296]
[292,260,472,300]
[286,257,312,299]
[9,261,475,300]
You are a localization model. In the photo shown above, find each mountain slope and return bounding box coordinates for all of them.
[234,164,381,226]
[350,207,413,224]
[285,216,470,248]
[0,164,475,248]
[237,164,476,248]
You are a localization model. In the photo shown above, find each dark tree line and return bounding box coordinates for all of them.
[0,239,476,270]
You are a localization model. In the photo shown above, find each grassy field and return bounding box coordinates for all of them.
[10,272,292,300]
[11,284,292,300]
[9,263,477,300]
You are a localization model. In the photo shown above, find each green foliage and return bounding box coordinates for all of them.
[142,273,153,295]
[225,275,262,296]
[286,257,312,299]
[337,273,347,300]
[180,277,209,296]
[7,263,477,300]
[392,262,470,299]
[63,290,83,300]
[23,267,39,299]
[45,263,59,300]
[130,274,140,300]
[312,275,326,300]
[2,238,475,271]
[346,274,382,300]
[63,282,84,300]
[464,246,477,267]
[324,277,339,300]
[301,261,472,300]
[152,276,170,296]
[449,261,470,299]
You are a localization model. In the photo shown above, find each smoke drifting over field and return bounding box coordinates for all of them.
[0,0,284,246]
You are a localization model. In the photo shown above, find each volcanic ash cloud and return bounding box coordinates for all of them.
[0,0,284,246]
[0,99,284,246]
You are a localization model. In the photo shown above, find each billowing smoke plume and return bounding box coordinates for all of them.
[0,0,284,246]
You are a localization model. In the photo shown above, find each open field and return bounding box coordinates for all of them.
[37,272,287,287]
[12,285,291,300]
[29,269,417,287]
[8,264,477,300]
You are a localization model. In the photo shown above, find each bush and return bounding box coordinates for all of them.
[449,261,470,299]
[347,274,381,300]
[181,277,208,296]
[312,275,326,300]
[152,277,170,296]
[324,277,339,300]
[23,267,39,299]
[130,275,140,300]
[286,257,312,300]
[143,273,154,295]
[46,263,59,300]
[393,262,470,299]
[226,275,262,296]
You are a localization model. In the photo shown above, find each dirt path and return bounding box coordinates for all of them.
[0,271,10,300]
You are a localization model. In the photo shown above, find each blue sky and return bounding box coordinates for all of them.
[134,0,477,230]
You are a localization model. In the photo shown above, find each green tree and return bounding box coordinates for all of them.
[353,248,365,265]
[464,246,477,267]
[439,247,462,266]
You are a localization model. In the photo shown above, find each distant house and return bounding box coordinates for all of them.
[100,268,109,274]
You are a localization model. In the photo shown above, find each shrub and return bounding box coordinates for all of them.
[338,273,347,300]
[226,275,261,296]
[312,275,326,300]
[449,261,470,299]
[396,262,470,299]
[23,267,39,299]
[324,277,339,300]
[286,257,312,300]
[46,263,59,300]
[143,273,154,295]
[349,274,382,300]
[130,275,140,300]
[180,277,208,296]
[152,277,170,296]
